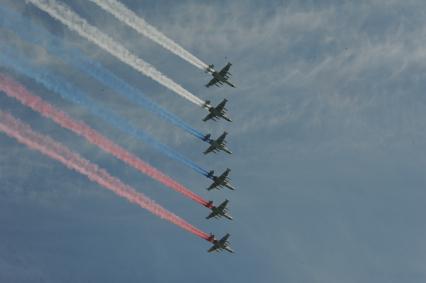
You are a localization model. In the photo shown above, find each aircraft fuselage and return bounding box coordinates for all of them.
[212,72,235,88]
[209,140,232,154]
[210,207,233,220]
[211,175,235,191]
[215,243,234,253]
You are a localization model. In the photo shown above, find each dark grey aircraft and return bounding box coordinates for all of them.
[208,233,234,253]
[206,199,233,220]
[203,99,232,122]
[205,62,235,88]
[206,168,235,191]
[203,131,232,155]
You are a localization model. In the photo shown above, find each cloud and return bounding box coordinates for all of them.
[139,0,426,153]
[1,1,426,282]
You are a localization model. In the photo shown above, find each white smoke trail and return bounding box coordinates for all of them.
[28,0,206,107]
[89,0,209,70]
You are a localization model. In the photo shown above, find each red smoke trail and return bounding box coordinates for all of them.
[0,111,211,240]
[0,75,213,208]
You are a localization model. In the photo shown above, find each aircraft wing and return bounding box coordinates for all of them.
[206,211,215,219]
[220,233,230,244]
[204,145,215,155]
[221,168,231,179]
[216,99,227,112]
[206,77,219,88]
[216,132,227,144]
[207,181,219,191]
[219,63,232,76]
[208,245,218,253]
[217,200,229,210]
[203,112,214,122]
[207,182,217,190]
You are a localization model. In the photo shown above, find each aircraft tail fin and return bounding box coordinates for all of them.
[207,170,214,178]
[207,233,215,242]
[203,134,211,141]
[205,64,214,73]
[204,100,211,109]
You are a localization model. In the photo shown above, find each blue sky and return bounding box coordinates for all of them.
[1,0,426,282]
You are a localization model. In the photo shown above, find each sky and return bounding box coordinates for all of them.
[1,0,426,282]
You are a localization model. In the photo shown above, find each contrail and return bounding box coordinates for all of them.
[0,6,207,140]
[0,45,210,177]
[88,0,209,70]
[0,74,213,208]
[28,0,207,108]
[0,111,211,240]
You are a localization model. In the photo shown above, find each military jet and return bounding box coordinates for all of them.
[206,199,233,220]
[203,131,232,155]
[206,168,235,191]
[203,99,232,122]
[205,62,235,88]
[208,233,234,253]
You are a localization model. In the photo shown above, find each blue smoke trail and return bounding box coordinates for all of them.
[0,45,209,176]
[0,6,207,141]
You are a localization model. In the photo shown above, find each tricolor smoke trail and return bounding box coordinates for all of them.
[28,0,207,108]
[88,0,209,70]
[0,45,210,177]
[0,111,211,240]
[0,74,213,208]
[0,6,207,141]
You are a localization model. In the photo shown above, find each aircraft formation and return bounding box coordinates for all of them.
[202,65,236,253]
[0,1,236,254]
[201,63,237,253]
[203,63,236,253]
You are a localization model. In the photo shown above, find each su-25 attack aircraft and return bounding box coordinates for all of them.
[205,199,233,220]
[205,62,235,88]
[207,233,234,253]
[203,131,232,155]
[207,168,235,191]
[203,99,232,122]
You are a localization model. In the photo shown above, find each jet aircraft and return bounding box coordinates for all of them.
[203,99,232,122]
[208,233,234,253]
[205,62,235,88]
[203,131,232,155]
[207,168,235,191]
[206,199,233,220]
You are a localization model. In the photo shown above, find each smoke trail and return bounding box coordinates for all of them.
[88,0,209,70]
[0,111,210,240]
[0,45,210,177]
[0,6,206,140]
[79,59,207,140]
[28,0,207,108]
[0,74,212,207]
